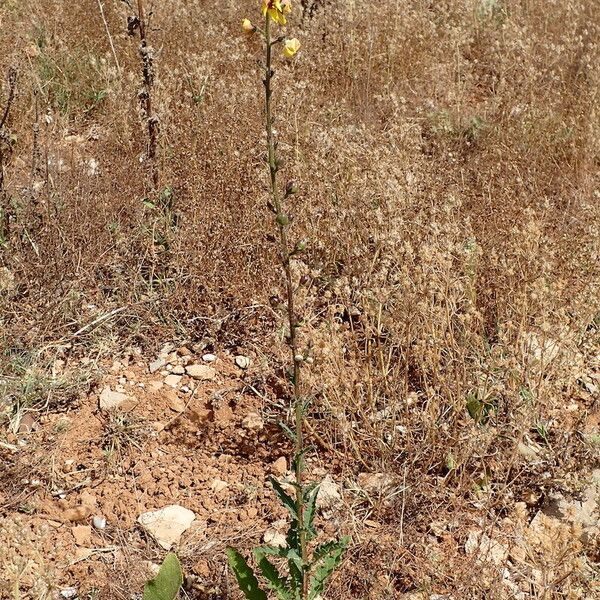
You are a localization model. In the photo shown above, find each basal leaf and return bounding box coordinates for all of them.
[226,548,268,600]
[143,553,183,600]
[254,552,293,600]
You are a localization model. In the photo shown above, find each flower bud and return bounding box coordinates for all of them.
[285,180,299,195]
[242,18,255,33]
[294,239,307,252]
[276,213,290,226]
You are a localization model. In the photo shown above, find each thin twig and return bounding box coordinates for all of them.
[96,0,121,73]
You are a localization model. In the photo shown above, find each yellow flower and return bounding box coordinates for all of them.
[283,38,301,58]
[262,0,287,25]
[242,18,255,33]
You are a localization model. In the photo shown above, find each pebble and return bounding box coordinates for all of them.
[242,412,264,431]
[92,515,107,529]
[149,358,166,373]
[202,353,217,362]
[99,387,134,411]
[235,355,251,369]
[271,457,287,476]
[185,364,216,381]
[164,374,182,388]
[172,365,185,375]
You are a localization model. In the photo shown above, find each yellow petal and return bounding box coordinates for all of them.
[283,38,301,58]
[242,18,254,33]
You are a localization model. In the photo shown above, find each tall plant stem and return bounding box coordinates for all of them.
[263,14,308,597]
[136,0,159,191]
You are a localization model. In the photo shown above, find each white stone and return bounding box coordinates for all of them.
[137,505,195,550]
[92,516,106,529]
[202,353,217,362]
[235,355,251,369]
[263,529,287,548]
[465,530,508,565]
[149,358,166,373]
[242,412,264,431]
[164,374,182,388]
[99,387,132,410]
[185,364,216,381]
[317,475,342,509]
[210,479,229,493]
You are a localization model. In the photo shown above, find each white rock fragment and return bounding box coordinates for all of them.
[210,479,229,493]
[99,387,133,411]
[465,530,508,565]
[137,505,195,550]
[185,364,216,381]
[202,353,217,362]
[235,355,251,369]
[242,412,264,431]
[149,357,166,373]
[164,374,182,388]
[263,529,287,548]
[92,515,107,529]
[317,474,342,510]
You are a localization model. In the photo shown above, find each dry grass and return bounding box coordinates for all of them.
[1,0,599,597]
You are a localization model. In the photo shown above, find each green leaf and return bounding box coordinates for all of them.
[254,552,293,600]
[269,476,298,519]
[226,548,268,600]
[143,553,183,600]
[278,420,297,442]
[303,484,320,540]
[308,537,349,600]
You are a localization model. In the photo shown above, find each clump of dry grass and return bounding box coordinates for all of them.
[0,0,598,596]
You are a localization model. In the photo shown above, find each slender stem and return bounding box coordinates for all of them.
[264,14,308,597]
[136,0,159,191]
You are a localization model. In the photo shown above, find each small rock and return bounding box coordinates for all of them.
[164,374,182,388]
[317,474,342,510]
[172,365,185,375]
[148,380,163,392]
[72,525,92,546]
[92,516,106,529]
[149,357,166,373]
[168,395,186,413]
[60,588,78,599]
[202,353,217,362]
[465,530,508,565]
[235,355,251,369]
[271,457,287,476]
[263,529,287,548]
[63,505,92,523]
[210,479,229,493]
[178,346,192,357]
[138,505,196,550]
[357,472,396,495]
[185,364,216,381]
[99,387,133,411]
[242,412,264,431]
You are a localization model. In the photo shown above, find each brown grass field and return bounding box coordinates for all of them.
[0,0,599,598]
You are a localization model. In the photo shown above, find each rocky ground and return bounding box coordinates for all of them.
[1,341,599,599]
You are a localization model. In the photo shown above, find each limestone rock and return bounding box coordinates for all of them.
[137,505,195,550]
[185,364,216,381]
